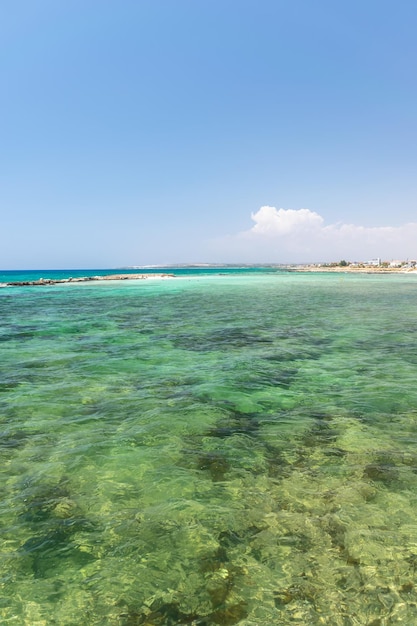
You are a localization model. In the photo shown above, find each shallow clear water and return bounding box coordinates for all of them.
[1,271,417,625]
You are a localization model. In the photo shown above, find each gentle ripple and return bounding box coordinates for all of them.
[1,271,417,624]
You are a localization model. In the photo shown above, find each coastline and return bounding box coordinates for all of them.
[2,273,175,288]
[286,265,417,274]
[2,265,417,288]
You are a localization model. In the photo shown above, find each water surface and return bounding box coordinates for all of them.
[1,270,417,625]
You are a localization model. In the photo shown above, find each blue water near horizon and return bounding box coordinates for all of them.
[2,269,417,624]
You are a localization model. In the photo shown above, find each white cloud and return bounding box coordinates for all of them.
[249,206,323,236]
[211,206,417,263]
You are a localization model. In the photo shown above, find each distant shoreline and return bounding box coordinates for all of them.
[286,265,417,274]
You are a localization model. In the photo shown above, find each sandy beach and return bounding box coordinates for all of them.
[287,265,417,274]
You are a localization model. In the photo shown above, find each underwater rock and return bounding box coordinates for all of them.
[210,602,248,625]
[18,479,97,578]
[264,444,290,479]
[273,589,294,606]
[199,546,229,573]
[118,601,202,625]
[198,452,230,482]
[172,327,273,352]
[52,497,79,519]
[21,527,96,578]
[218,530,243,548]
[301,422,339,447]
[207,410,260,439]
[363,459,399,484]
[0,430,31,449]
[19,480,73,523]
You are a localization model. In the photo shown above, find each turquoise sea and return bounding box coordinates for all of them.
[2,267,417,625]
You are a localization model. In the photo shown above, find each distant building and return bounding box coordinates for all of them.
[369,258,381,266]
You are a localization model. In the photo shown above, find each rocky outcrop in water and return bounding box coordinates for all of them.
[3,274,175,287]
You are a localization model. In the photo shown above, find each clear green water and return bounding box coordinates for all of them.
[2,272,417,625]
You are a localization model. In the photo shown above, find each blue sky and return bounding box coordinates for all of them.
[1,0,416,268]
